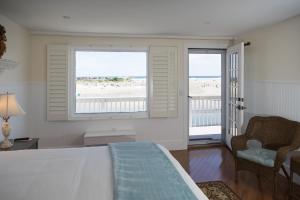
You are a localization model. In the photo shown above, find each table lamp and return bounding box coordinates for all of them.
[0,92,25,148]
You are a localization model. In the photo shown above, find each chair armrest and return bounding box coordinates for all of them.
[275,145,299,171]
[263,143,284,151]
[231,135,248,157]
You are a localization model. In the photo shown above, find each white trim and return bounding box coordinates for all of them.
[68,46,149,120]
[68,112,148,121]
[183,41,230,50]
[30,30,234,40]
[69,45,148,52]
[182,41,230,149]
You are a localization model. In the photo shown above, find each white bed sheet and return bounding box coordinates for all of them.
[0,145,208,200]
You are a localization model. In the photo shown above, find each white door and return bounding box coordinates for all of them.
[226,42,245,148]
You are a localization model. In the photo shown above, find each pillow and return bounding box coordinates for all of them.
[247,139,262,149]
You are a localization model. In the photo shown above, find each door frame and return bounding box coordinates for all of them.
[183,41,230,148]
[188,48,226,142]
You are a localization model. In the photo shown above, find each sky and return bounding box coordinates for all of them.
[76,51,221,77]
[189,54,221,77]
[76,51,147,77]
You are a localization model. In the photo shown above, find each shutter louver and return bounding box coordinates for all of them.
[47,45,69,121]
[149,46,178,118]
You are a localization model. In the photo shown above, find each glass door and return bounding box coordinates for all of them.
[226,42,245,149]
[188,49,226,144]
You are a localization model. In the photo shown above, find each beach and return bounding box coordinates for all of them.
[76,78,221,98]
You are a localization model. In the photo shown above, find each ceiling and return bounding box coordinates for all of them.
[1,0,300,37]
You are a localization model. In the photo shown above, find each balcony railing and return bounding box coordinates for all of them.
[76,97,147,113]
[76,96,221,127]
[189,96,221,127]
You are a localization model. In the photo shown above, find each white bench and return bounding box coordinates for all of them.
[84,130,136,146]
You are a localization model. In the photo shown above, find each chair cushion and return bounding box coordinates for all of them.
[246,139,262,149]
[237,148,277,167]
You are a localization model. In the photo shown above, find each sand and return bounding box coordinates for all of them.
[76,79,221,98]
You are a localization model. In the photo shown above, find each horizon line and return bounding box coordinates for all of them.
[77,75,221,78]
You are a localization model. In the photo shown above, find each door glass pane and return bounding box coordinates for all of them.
[229,52,239,136]
[188,50,224,141]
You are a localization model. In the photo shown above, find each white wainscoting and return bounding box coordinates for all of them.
[245,80,300,122]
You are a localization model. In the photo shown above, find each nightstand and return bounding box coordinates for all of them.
[0,138,39,151]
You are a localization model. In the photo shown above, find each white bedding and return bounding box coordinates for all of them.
[0,145,208,200]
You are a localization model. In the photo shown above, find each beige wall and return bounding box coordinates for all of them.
[0,12,230,149]
[239,15,300,81]
[3,11,299,149]
[29,35,229,149]
[0,14,30,139]
[239,15,300,125]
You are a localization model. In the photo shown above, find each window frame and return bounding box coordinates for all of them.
[69,46,149,120]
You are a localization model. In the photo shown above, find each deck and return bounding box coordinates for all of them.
[189,126,221,136]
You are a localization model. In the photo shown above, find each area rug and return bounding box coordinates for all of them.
[197,181,241,200]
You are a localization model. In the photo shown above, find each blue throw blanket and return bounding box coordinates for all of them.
[109,142,198,200]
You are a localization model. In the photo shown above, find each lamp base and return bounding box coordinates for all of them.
[1,121,13,149]
[0,139,12,149]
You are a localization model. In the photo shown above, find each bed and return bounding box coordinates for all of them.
[0,143,208,200]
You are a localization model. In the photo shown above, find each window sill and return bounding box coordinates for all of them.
[68,112,148,121]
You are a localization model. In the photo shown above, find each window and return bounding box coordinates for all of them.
[70,48,148,118]
[46,45,178,121]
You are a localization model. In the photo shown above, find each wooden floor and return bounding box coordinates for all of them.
[171,146,300,200]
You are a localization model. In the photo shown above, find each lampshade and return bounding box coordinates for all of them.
[0,93,25,118]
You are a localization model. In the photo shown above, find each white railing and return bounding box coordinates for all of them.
[76,97,147,113]
[189,96,221,127]
[76,96,221,127]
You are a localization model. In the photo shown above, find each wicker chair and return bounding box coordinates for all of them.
[231,116,300,199]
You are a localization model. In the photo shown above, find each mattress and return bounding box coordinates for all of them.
[0,145,208,200]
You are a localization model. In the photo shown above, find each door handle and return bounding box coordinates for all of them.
[236,105,247,110]
[237,97,244,102]
[188,96,193,99]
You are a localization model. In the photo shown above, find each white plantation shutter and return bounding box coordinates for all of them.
[149,46,178,118]
[47,45,69,121]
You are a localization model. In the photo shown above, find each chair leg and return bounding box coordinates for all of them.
[289,171,294,200]
[273,173,278,200]
[235,170,238,183]
[282,165,290,180]
[256,173,262,192]
[234,160,238,183]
